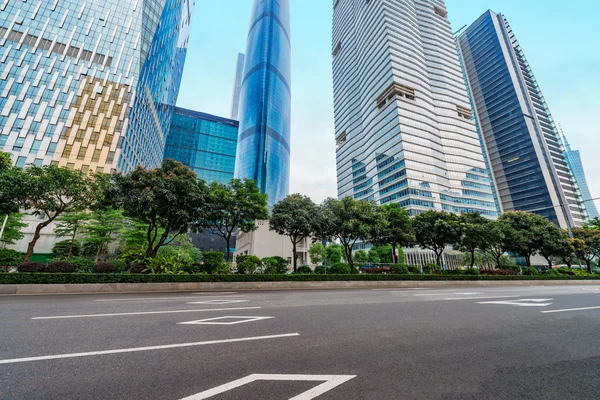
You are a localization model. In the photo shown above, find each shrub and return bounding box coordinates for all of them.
[93,262,117,273]
[523,267,539,276]
[445,269,465,275]
[129,263,146,274]
[52,240,81,257]
[201,251,225,274]
[465,268,480,276]
[362,266,391,274]
[236,255,262,274]
[422,263,441,274]
[390,265,409,274]
[557,267,575,276]
[120,248,146,267]
[46,261,75,273]
[408,266,420,274]
[329,262,351,274]
[481,269,517,276]
[62,257,95,273]
[296,265,313,274]
[0,249,25,267]
[108,259,128,273]
[263,257,288,274]
[314,265,327,274]
[18,262,46,273]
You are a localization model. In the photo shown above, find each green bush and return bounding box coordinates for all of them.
[46,261,75,273]
[0,249,24,267]
[129,263,146,274]
[236,255,262,274]
[329,262,351,274]
[18,262,46,273]
[296,265,313,274]
[408,266,420,274]
[120,248,146,267]
[202,251,225,274]
[523,267,539,276]
[52,240,81,257]
[390,265,409,274]
[314,265,327,274]
[93,262,116,274]
[262,257,288,274]
[465,268,480,276]
[422,263,441,275]
[61,257,95,273]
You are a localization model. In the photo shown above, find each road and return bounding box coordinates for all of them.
[1,285,600,399]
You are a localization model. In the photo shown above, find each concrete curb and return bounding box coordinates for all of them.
[1,280,599,295]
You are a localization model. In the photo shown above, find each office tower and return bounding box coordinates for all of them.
[0,0,192,173]
[332,0,498,217]
[457,10,586,228]
[235,0,291,206]
[164,107,238,184]
[563,134,599,220]
[230,53,245,120]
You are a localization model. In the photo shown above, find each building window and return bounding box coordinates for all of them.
[377,83,416,108]
[332,41,342,57]
[457,105,473,120]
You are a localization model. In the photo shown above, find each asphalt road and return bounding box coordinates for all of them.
[1,285,600,399]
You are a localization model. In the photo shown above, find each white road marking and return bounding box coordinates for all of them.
[372,288,431,291]
[414,292,481,296]
[186,300,249,305]
[478,299,553,307]
[95,295,245,302]
[32,307,261,320]
[441,295,521,301]
[179,374,356,400]
[0,334,300,365]
[179,316,274,325]
[542,306,600,314]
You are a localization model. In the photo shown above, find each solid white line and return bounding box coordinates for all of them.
[414,292,481,296]
[95,295,245,302]
[186,300,249,305]
[32,307,261,320]
[180,374,356,400]
[0,333,300,365]
[542,306,600,314]
[441,295,521,301]
[372,288,431,291]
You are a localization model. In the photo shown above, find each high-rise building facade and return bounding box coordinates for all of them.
[563,135,599,220]
[457,10,586,228]
[235,0,291,206]
[0,0,192,173]
[332,0,498,217]
[230,53,245,120]
[164,107,238,184]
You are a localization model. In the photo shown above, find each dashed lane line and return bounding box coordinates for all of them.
[542,306,600,314]
[31,307,261,320]
[94,295,246,302]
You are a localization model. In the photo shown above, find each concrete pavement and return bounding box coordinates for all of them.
[1,285,600,399]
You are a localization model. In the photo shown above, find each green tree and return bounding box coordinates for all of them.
[325,244,342,265]
[54,211,90,257]
[308,242,326,265]
[557,235,582,269]
[269,194,318,272]
[367,249,381,264]
[370,244,394,264]
[538,226,572,270]
[584,217,600,230]
[81,208,124,262]
[0,151,11,170]
[354,250,368,264]
[375,203,414,263]
[480,220,510,269]
[262,256,288,274]
[318,197,384,273]
[15,165,93,261]
[457,213,491,268]
[112,160,208,259]
[500,211,553,268]
[413,211,463,268]
[572,227,600,272]
[0,213,27,248]
[203,179,269,263]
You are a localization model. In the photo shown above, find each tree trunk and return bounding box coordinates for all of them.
[225,235,232,263]
[292,240,297,273]
[344,246,355,273]
[525,254,532,268]
[392,244,398,264]
[436,251,443,269]
[586,260,592,273]
[495,254,502,269]
[470,249,476,268]
[24,220,54,262]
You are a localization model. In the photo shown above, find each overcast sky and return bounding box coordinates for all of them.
[177,0,600,210]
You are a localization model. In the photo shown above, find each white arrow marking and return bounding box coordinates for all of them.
[478,299,553,307]
[180,374,357,400]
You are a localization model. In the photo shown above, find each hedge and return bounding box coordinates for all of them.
[1,273,600,285]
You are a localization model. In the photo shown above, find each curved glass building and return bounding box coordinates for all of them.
[235,0,291,206]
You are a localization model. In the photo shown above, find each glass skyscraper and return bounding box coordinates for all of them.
[164,107,238,184]
[235,0,291,206]
[563,135,599,220]
[457,10,586,228]
[332,0,498,218]
[230,53,245,120]
[0,0,192,173]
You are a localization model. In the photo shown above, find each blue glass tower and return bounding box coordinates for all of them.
[563,135,599,220]
[235,0,291,206]
[164,107,238,184]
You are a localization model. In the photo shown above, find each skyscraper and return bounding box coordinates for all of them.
[0,0,192,173]
[235,0,291,206]
[457,10,586,228]
[563,134,599,220]
[230,53,245,120]
[332,0,498,217]
[165,107,238,184]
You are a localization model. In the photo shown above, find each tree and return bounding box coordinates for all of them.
[81,208,124,262]
[572,228,600,272]
[500,211,554,268]
[269,194,318,272]
[203,179,269,263]
[112,160,208,259]
[413,211,463,268]
[325,244,342,265]
[354,250,369,264]
[0,213,26,248]
[457,213,491,268]
[367,249,381,264]
[15,165,93,262]
[318,197,384,273]
[375,203,414,263]
[370,244,394,264]
[584,217,600,230]
[308,242,326,265]
[538,226,571,270]
[558,236,583,269]
[54,211,91,257]
[0,151,11,170]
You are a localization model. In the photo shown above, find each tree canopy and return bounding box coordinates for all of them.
[413,211,463,267]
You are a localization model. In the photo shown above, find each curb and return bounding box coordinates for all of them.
[1,280,599,295]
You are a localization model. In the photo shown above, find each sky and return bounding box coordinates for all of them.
[177,0,600,210]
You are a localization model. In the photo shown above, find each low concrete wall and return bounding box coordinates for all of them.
[1,280,599,295]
